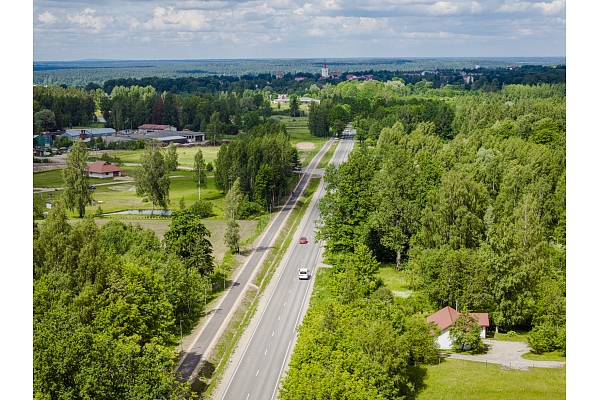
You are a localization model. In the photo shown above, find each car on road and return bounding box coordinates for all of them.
[299,236,308,244]
[89,185,96,190]
[298,268,309,280]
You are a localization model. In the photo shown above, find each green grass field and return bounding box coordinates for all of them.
[378,266,412,295]
[36,216,257,263]
[522,351,566,362]
[34,170,226,219]
[34,170,112,188]
[416,359,565,400]
[107,146,221,167]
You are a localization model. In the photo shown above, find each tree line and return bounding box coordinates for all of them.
[214,122,299,214]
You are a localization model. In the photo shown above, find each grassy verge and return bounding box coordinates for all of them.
[522,351,566,362]
[416,359,565,400]
[317,141,337,169]
[201,177,321,398]
[491,331,529,342]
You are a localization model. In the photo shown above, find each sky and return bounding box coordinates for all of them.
[32,0,566,61]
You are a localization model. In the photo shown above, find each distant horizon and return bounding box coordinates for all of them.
[34,56,567,63]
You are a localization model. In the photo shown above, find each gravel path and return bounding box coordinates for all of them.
[442,339,566,370]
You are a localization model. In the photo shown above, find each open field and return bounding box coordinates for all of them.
[33,169,227,218]
[34,169,115,188]
[107,146,221,167]
[416,359,565,400]
[36,216,257,263]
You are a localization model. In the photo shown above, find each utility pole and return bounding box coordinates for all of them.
[179,320,183,352]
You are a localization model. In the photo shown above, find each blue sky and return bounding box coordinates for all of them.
[32,0,566,61]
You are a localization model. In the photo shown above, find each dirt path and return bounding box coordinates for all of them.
[442,339,566,370]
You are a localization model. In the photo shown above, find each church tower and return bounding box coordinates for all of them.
[321,60,329,78]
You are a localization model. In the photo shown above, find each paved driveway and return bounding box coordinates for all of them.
[443,340,566,370]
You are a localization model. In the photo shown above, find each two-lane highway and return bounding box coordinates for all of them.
[219,132,355,400]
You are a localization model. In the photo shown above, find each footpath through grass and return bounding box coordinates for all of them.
[417,359,565,400]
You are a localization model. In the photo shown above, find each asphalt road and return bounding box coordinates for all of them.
[175,136,336,382]
[219,133,355,400]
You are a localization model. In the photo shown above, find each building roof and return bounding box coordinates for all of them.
[427,306,489,331]
[157,135,187,141]
[86,160,123,174]
[470,313,490,327]
[138,124,173,130]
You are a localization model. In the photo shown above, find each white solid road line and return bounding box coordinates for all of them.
[270,341,292,400]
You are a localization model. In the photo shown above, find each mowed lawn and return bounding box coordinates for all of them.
[108,146,221,167]
[34,169,112,188]
[33,169,227,218]
[416,359,566,400]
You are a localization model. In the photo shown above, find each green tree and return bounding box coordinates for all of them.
[224,177,244,219]
[163,209,214,275]
[134,140,171,217]
[62,138,93,218]
[34,109,56,132]
[224,219,241,253]
[193,148,207,201]
[207,111,223,145]
[368,146,422,268]
[289,94,300,118]
[448,313,483,352]
[165,143,179,172]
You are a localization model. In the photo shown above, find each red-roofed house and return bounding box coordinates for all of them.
[86,161,123,179]
[427,306,489,349]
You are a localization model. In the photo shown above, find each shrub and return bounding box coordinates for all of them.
[527,324,565,354]
[188,200,213,218]
[506,330,517,338]
[239,200,262,219]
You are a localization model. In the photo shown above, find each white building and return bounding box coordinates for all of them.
[321,60,329,78]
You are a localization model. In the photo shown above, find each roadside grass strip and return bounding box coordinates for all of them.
[200,177,321,398]
[317,141,338,169]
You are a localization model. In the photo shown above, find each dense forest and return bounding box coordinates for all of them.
[33,203,220,398]
[278,81,566,398]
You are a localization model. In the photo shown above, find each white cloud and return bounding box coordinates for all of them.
[532,0,565,15]
[141,6,211,31]
[470,1,483,13]
[38,11,57,24]
[497,0,565,15]
[428,2,459,15]
[67,8,111,31]
[402,30,472,40]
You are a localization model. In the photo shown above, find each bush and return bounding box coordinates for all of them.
[188,200,213,218]
[506,330,517,338]
[527,324,565,355]
[239,200,262,219]
[206,162,214,172]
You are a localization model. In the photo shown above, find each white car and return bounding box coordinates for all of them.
[298,268,309,280]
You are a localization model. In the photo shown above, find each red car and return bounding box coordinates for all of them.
[299,236,308,244]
